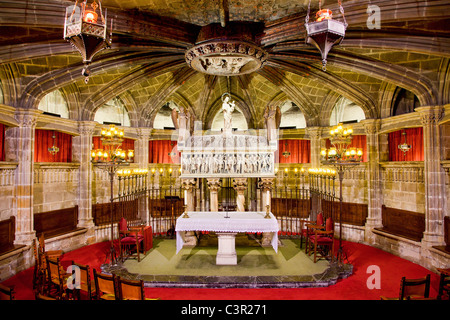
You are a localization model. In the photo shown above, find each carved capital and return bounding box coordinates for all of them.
[78,121,97,136]
[415,106,444,126]
[361,119,380,135]
[136,127,153,140]
[258,177,274,191]
[207,178,222,192]
[181,178,196,190]
[233,178,248,192]
[306,126,322,140]
[14,108,41,128]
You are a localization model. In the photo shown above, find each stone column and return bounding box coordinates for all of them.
[306,126,323,168]
[416,106,445,247]
[259,178,274,211]
[181,178,197,246]
[361,119,383,244]
[207,178,221,211]
[181,178,196,212]
[74,121,97,232]
[13,109,41,245]
[136,127,152,223]
[258,178,274,247]
[233,178,247,212]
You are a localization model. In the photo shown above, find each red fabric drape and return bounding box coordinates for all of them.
[92,137,135,162]
[277,139,311,164]
[34,129,72,163]
[325,135,368,162]
[388,127,424,161]
[148,140,179,164]
[0,123,5,161]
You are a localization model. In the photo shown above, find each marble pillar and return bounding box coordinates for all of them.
[136,127,152,224]
[258,178,274,247]
[13,109,41,245]
[207,178,221,211]
[181,178,197,246]
[362,119,383,244]
[306,126,323,168]
[416,106,445,247]
[74,121,97,232]
[233,178,247,212]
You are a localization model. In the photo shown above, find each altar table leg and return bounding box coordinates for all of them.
[216,232,237,265]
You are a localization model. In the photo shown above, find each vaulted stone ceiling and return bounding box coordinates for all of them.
[0,0,449,130]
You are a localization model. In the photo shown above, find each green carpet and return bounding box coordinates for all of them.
[123,237,329,277]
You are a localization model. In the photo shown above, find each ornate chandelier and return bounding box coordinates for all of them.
[305,0,347,71]
[64,0,112,83]
[48,131,60,156]
[321,123,363,163]
[398,129,411,156]
[91,125,134,164]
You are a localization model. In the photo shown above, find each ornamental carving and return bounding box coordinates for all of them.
[185,40,268,76]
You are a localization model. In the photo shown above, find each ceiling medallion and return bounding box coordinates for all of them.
[185,40,268,76]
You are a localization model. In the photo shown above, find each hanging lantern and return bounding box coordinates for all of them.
[398,129,412,156]
[64,0,112,83]
[48,131,60,156]
[305,0,347,71]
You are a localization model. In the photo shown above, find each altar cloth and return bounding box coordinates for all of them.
[175,211,279,254]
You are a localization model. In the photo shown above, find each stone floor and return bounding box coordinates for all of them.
[102,235,353,288]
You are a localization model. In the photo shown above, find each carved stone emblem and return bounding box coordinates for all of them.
[185,40,268,76]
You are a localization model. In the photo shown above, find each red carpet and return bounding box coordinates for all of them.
[1,239,440,300]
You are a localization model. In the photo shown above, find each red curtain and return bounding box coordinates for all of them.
[0,123,5,161]
[277,139,311,164]
[388,127,424,161]
[34,129,72,163]
[149,140,179,164]
[92,137,135,162]
[325,135,368,162]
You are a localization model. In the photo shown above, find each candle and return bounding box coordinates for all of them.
[266,190,270,206]
[184,190,187,205]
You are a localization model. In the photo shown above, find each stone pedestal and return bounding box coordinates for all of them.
[216,232,237,265]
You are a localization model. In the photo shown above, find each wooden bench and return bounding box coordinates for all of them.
[322,200,368,226]
[34,206,82,239]
[92,199,139,226]
[0,216,25,255]
[374,205,425,242]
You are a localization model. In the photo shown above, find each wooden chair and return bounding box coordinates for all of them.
[381,274,431,300]
[46,256,71,300]
[32,238,46,294]
[308,217,334,263]
[437,268,450,300]
[118,218,147,262]
[0,283,15,300]
[71,261,95,300]
[302,212,324,254]
[116,277,157,300]
[93,269,118,300]
[38,233,64,259]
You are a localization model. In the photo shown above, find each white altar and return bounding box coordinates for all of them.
[175,211,279,265]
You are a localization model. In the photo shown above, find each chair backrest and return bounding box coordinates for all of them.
[119,217,128,234]
[118,277,145,300]
[0,283,14,300]
[72,261,92,295]
[400,274,431,299]
[46,257,63,285]
[93,269,117,299]
[316,212,324,226]
[325,217,334,233]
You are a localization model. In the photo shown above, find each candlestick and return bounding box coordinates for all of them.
[264,204,271,219]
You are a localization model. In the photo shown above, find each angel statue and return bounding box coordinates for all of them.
[264,105,282,142]
[221,93,235,135]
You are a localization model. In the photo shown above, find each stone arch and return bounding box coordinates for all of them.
[38,89,69,119]
[93,96,132,127]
